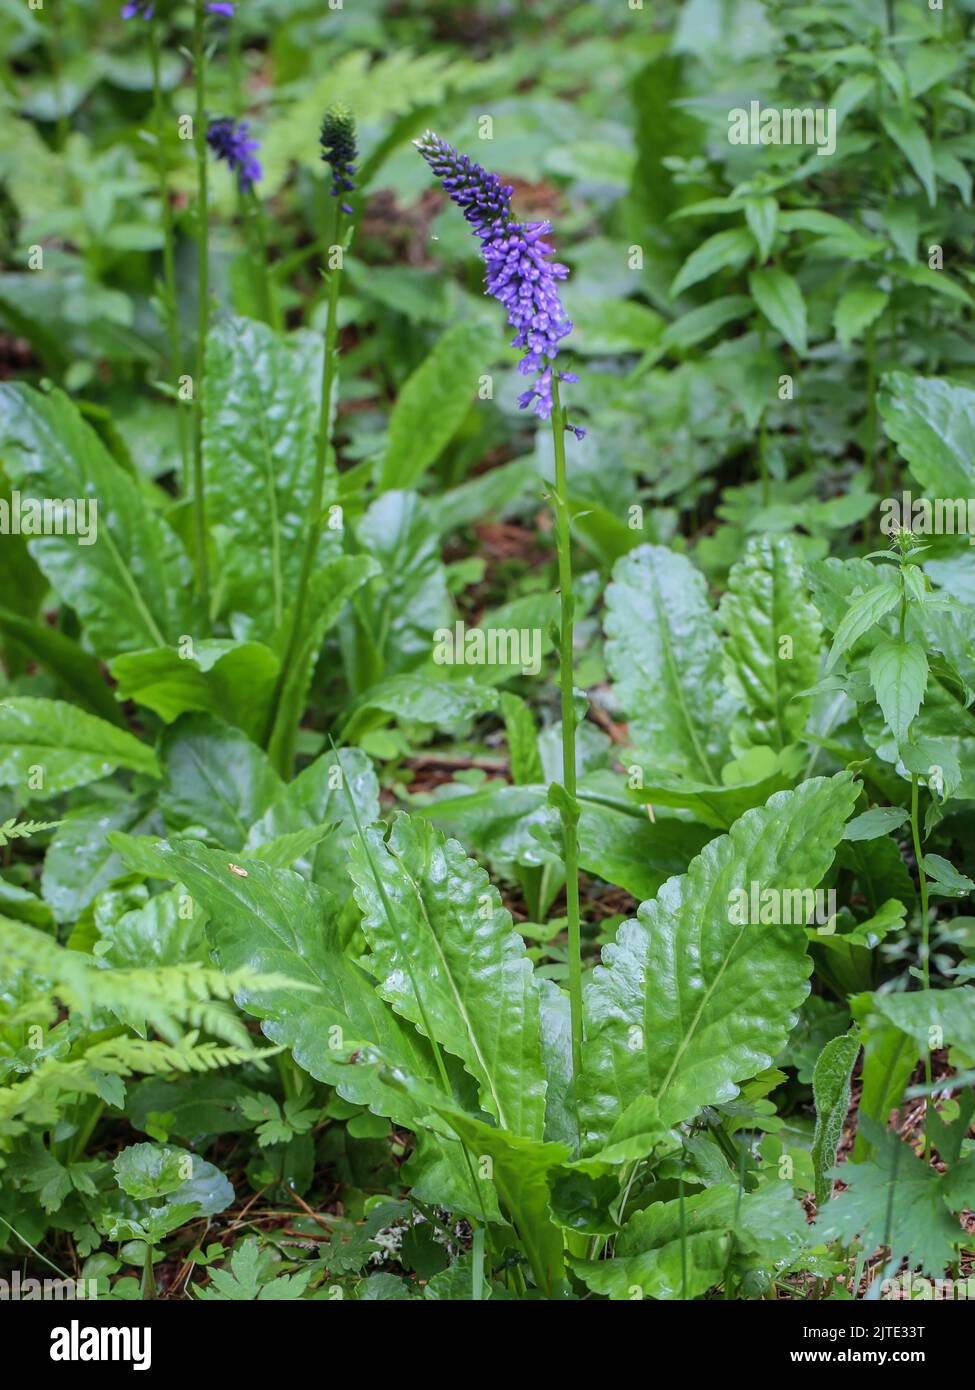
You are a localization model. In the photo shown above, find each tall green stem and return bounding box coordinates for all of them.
[550,375,584,1105]
[192,0,211,627]
[50,0,69,150]
[149,14,190,491]
[909,774,931,995]
[242,187,278,329]
[265,200,344,771]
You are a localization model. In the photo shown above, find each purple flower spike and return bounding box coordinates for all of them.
[415,131,583,433]
[207,3,236,14]
[320,105,357,214]
[206,116,262,193]
[121,1,154,17]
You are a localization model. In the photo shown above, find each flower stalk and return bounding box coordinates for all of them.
[265,107,355,773]
[550,373,584,1097]
[191,0,212,626]
[414,132,587,1122]
[148,12,190,490]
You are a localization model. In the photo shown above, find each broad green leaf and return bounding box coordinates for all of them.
[538,979,575,1149]
[879,373,975,497]
[0,384,195,657]
[377,1060,569,1295]
[380,320,482,491]
[245,747,380,888]
[95,885,206,970]
[868,639,928,741]
[833,284,888,348]
[113,1142,233,1216]
[604,545,736,781]
[842,805,910,840]
[0,698,158,798]
[432,1104,569,1296]
[625,747,804,831]
[873,987,975,1057]
[567,799,712,902]
[748,268,807,354]
[578,773,858,1151]
[880,110,936,205]
[341,674,499,743]
[348,813,547,1140]
[111,641,279,740]
[810,1028,860,1206]
[574,1181,806,1300]
[203,317,335,643]
[670,227,753,297]
[0,606,124,725]
[42,793,159,923]
[159,716,281,849]
[237,823,333,870]
[419,779,710,900]
[720,535,823,750]
[923,854,975,899]
[109,837,459,1142]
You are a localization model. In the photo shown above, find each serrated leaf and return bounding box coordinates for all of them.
[868,640,928,741]
[720,534,823,750]
[110,837,459,1143]
[604,545,736,781]
[879,373,975,497]
[0,384,196,658]
[819,1129,962,1277]
[811,1028,860,1206]
[825,576,901,670]
[203,317,334,642]
[578,773,858,1150]
[349,812,547,1140]
[0,698,159,797]
[159,715,281,849]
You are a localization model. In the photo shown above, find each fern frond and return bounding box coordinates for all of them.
[0,922,313,1044]
[0,818,61,848]
[0,1031,283,1131]
[87,1033,283,1076]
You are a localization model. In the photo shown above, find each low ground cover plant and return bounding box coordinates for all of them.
[0,0,973,1303]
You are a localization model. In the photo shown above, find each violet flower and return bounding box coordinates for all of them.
[415,131,582,431]
[122,1,234,16]
[320,105,357,215]
[206,116,262,193]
